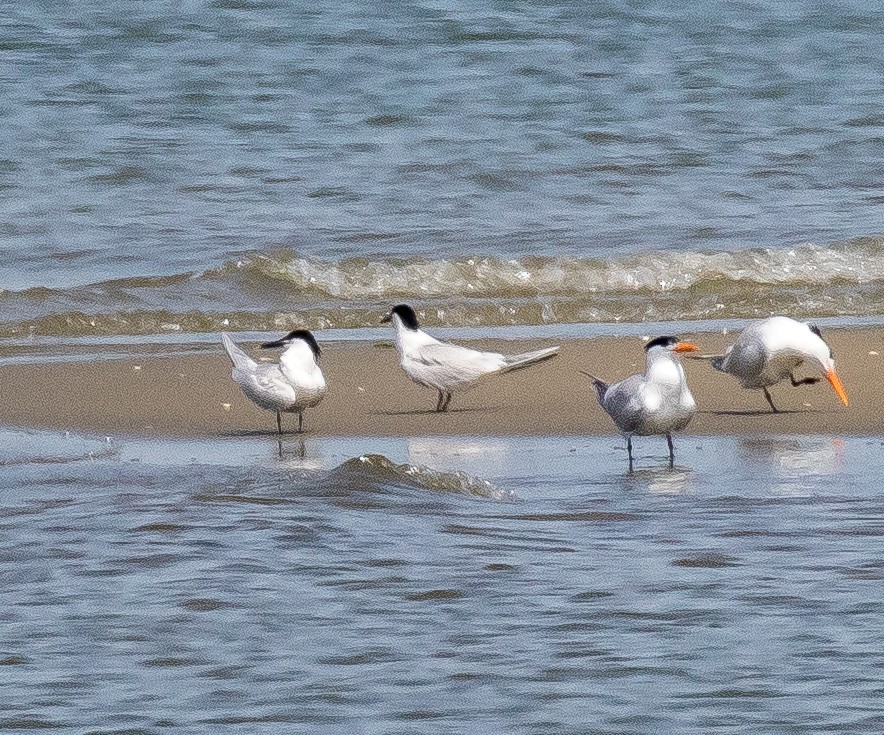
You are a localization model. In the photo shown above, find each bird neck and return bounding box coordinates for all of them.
[645,350,684,386]
[279,342,320,378]
[392,318,436,355]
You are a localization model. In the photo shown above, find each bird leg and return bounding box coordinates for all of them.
[298,412,304,433]
[276,410,283,435]
[626,436,634,473]
[441,392,452,412]
[666,434,675,469]
[762,387,779,413]
[435,390,444,412]
[790,372,820,387]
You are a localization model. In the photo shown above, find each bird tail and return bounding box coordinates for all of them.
[690,352,728,372]
[499,346,560,374]
[578,370,608,405]
[221,332,257,371]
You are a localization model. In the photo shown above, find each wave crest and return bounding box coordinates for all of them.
[332,454,513,501]
[222,237,884,299]
[2,236,884,336]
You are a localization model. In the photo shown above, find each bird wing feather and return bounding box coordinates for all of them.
[237,363,298,409]
[413,342,505,384]
[221,332,257,371]
[603,376,648,434]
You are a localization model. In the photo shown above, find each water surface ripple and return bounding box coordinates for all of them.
[2,432,884,732]
[1,1,882,315]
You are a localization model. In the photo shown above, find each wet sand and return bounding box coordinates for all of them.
[0,328,880,438]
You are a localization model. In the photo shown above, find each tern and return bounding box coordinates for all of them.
[706,316,848,412]
[583,335,699,470]
[221,330,327,434]
[381,304,559,412]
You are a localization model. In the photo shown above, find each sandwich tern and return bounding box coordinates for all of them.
[381,304,559,412]
[221,330,327,434]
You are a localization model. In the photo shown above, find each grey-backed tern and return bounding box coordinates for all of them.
[706,316,848,412]
[583,335,699,470]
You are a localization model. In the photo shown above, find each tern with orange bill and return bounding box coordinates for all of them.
[704,317,848,413]
[582,335,699,471]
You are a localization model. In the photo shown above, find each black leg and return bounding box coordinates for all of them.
[790,372,820,387]
[435,390,444,412]
[441,392,452,412]
[762,387,779,413]
[276,410,283,434]
[298,412,303,433]
[666,433,675,468]
[627,436,634,473]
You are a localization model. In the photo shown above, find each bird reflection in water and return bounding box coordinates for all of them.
[407,437,508,475]
[622,467,694,495]
[739,437,845,494]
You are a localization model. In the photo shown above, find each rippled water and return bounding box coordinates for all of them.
[1,1,882,334]
[3,430,884,732]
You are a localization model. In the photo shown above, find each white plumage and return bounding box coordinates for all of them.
[585,336,698,470]
[709,316,848,412]
[382,304,559,412]
[222,330,327,433]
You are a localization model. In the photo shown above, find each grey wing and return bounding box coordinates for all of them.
[602,376,647,434]
[417,342,505,383]
[222,332,257,371]
[236,363,298,409]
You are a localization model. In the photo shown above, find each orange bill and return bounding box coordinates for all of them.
[673,342,700,353]
[825,369,849,406]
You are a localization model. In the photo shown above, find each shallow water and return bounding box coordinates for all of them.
[3,429,884,733]
[1,1,883,333]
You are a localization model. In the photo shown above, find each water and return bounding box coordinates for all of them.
[1,1,883,335]
[3,429,884,732]
[3,6,883,728]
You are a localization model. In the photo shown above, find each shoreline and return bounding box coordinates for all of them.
[0,327,879,439]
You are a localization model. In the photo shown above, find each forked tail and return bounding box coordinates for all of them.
[221,332,257,371]
[578,370,609,405]
[500,346,560,374]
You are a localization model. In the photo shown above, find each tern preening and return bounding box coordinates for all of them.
[583,336,699,470]
[705,316,848,413]
[381,304,559,412]
[221,330,327,434]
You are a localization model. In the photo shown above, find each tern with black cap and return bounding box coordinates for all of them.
[703,316,848,413]
[381,304,559,412]
[221,329,327,434]
[582,335,699,470]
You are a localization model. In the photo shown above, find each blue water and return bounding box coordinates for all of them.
[3,431,884,732]
[1,1,882,324]
[4,6,884,728]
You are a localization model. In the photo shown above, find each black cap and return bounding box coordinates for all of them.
[644,335,679,351]
[381,304,420,330]
[260,329,321,359]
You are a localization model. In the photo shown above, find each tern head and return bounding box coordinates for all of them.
[645,335,700,355]
[805,324,848,405]
[381,304,420,331]
[260,329,321,360]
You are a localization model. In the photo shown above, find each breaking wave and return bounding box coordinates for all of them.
[331,454,514,501]
[1,236,883,336]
